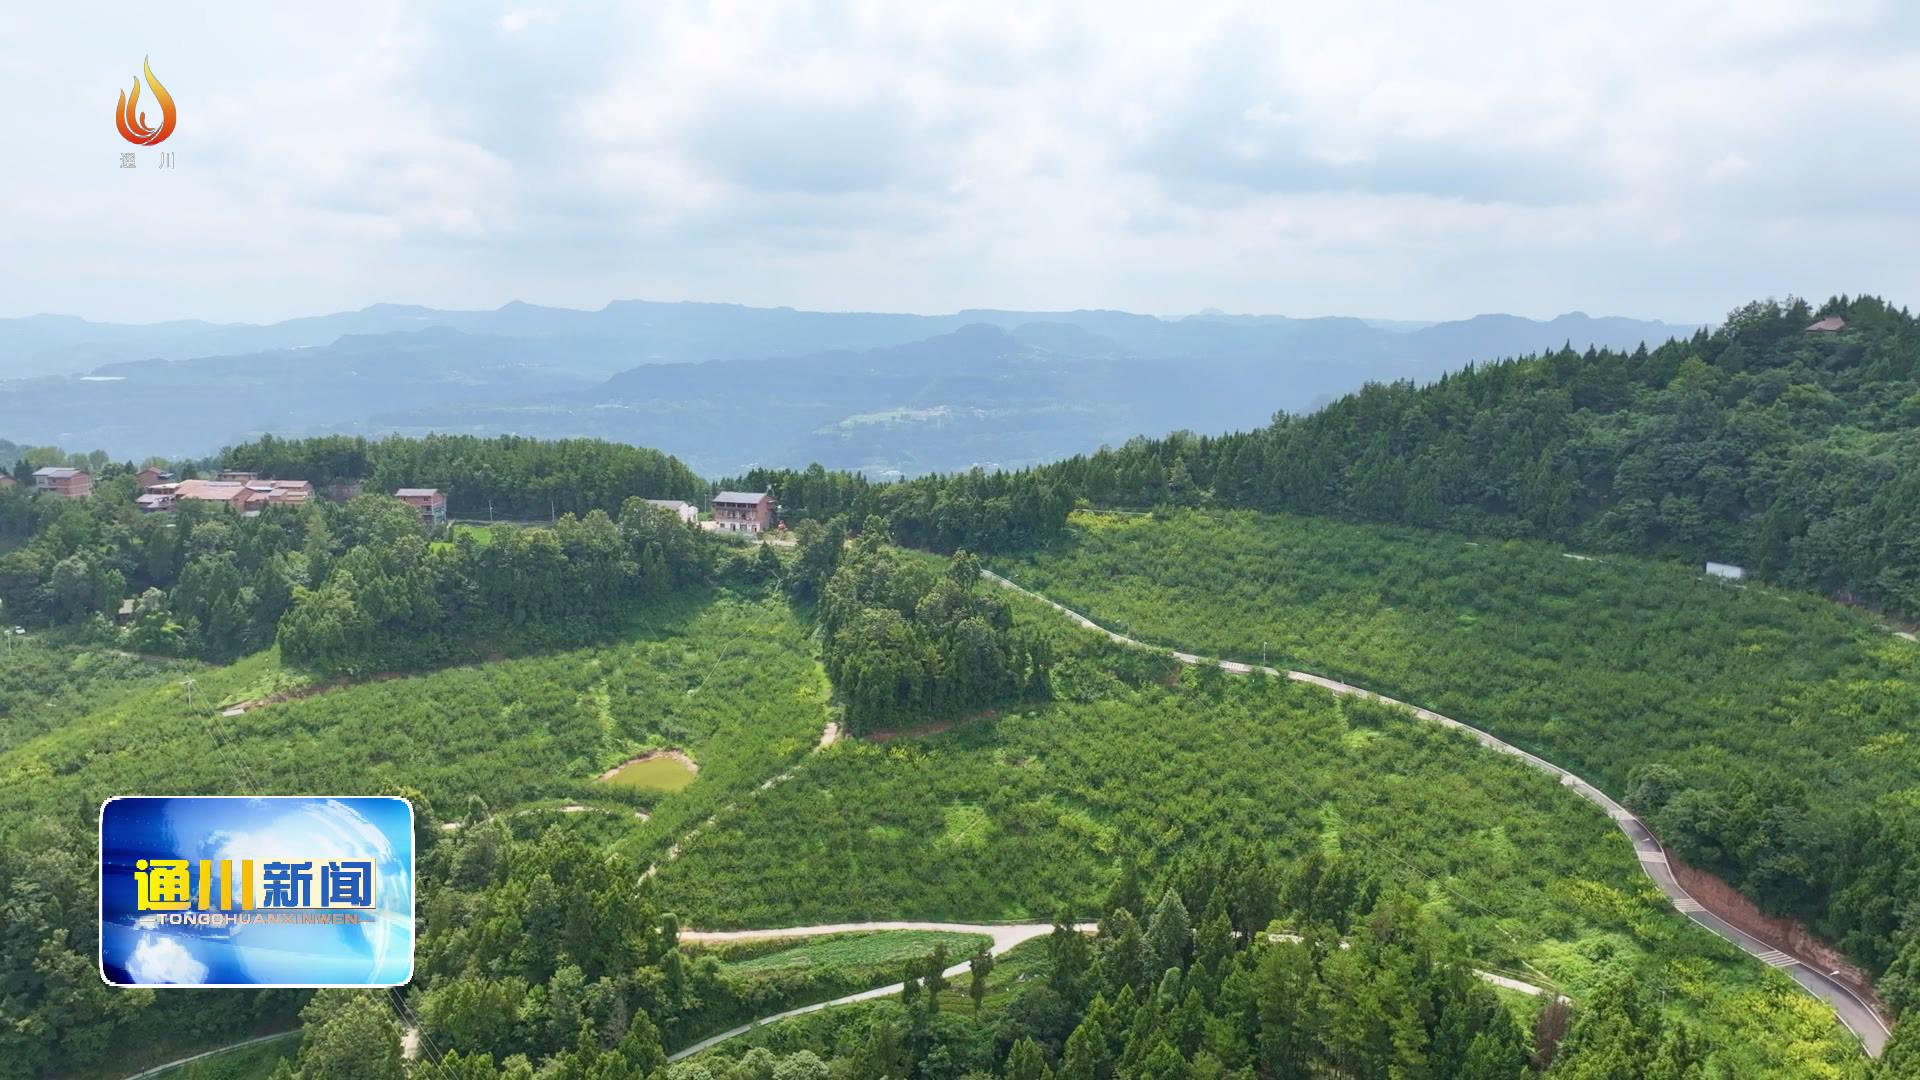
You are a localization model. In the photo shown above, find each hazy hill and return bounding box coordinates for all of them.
[0,299,1698,470]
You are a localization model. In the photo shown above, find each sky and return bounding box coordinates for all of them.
[3,0,1918,325]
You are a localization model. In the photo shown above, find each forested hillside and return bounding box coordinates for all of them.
[740,295,1920,624]
[1025,296,1920,621]
[0,436,711,665]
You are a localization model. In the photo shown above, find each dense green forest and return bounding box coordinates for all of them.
[277,498,707,673]
[992,509,1920,1004]
[0,467,709,669]
[800,526,1052,734]
[1019,296,1920,621]
[723,463,1077,555]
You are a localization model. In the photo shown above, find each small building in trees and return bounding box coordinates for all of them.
[1705,561,1746,581]
[644,498,699,525]
[1806,316,1846,333]
[136,466,175,488]
[395,487,448,525]
[710,491,774,533]
[33,467,92,498]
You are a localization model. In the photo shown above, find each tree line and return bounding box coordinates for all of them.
[0,436,724,666]
[1026,295,1920,621]
[221,433,708,520]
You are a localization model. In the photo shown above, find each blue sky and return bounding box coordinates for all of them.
[5,1,1918,324]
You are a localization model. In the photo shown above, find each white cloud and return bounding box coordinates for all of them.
[2,0,1918,324]
[127,935,210,984]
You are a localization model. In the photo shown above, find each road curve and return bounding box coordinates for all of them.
[670,922,1561,1061]
[668,922,1090,1061]
[980,569,1892,1057]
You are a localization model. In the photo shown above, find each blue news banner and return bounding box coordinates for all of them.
[99,796,414,987]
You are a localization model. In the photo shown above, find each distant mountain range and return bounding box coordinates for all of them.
[0,300,1702,476]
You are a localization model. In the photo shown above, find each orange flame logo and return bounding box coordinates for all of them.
[115,57,177,146]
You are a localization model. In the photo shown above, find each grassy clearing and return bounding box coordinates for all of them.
[704,930,993,973]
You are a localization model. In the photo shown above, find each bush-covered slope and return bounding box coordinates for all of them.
[995,509,1920,989]
[656,582,1864,1075]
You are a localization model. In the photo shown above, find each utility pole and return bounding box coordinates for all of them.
[182,676,197,710]
[1263,640,1268,668]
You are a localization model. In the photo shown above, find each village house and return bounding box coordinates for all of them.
[1807,316,1846,333]
[33,467,93,498]
[149,477,314,515]
[644,498,700,525]
[710,491,775,533]
[0,474,14,490]
[395,487,448,525]
[136,466,175,488]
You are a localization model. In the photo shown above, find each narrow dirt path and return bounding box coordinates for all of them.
[979,568,1892,1057]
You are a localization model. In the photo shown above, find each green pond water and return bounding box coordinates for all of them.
[600,753,698,792]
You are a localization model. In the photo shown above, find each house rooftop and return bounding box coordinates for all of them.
[394,488,442,498]
[712,490,770,504]
[34,467,81,478]
[1807,316,1846,332]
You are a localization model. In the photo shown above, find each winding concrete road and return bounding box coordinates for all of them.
[980,569,1893,1057]
[669,922,1564,1061]
[668,922,1089,1061]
